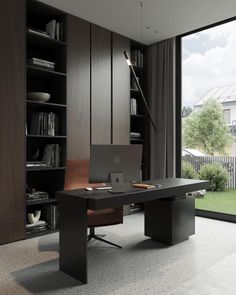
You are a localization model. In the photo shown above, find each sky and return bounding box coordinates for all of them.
[182,20,236,107]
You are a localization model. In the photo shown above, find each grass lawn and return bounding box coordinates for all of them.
[195,189,236,215]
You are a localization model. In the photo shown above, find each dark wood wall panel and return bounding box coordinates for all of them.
[67,15,90,159]
[91,25,111,144]
[112,33,130,144]
[0,0,25,244]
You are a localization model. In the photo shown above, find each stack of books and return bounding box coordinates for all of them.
[26,161,49,168]
[42,144,61,167]
[130,98,137,115]
[26,220,47,235]
[30,112,59,136]
[131,49,144,68]
[42,204,58,230]
[130,132,141,139]
[26,191,49,203]
[28,57,55,71]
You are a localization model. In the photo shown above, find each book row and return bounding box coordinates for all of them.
[28,144,61,168]
[131,49,144,68]
[30,112,60,136]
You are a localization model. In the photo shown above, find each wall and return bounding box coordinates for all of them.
[67,17,130,159]
[0,0,25,245]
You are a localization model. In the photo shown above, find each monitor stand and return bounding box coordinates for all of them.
[109,172,126,193]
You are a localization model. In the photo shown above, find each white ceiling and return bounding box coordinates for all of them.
[40,0,236,45]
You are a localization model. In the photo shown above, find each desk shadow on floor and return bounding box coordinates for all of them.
[131,238,169,250]
[37,234,59,253]
[12,259,81,294]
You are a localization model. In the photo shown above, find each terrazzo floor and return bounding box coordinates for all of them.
[0,213,236,295]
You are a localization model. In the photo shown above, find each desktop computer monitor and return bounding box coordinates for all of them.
[89,144,143,189]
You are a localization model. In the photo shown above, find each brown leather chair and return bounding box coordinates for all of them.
[64,159,123,248]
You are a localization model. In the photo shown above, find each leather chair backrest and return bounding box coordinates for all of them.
[64,159,123,227]
[64,159,103,190]
[64,159,90,190]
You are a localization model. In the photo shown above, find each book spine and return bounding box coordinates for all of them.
[46,20,56,39]
[56,22,60,41]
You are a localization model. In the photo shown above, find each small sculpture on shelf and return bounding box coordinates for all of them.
[28,210,41,224]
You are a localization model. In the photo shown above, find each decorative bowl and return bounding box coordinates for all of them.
[28,92,51,102]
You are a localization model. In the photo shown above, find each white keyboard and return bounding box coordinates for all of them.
[95,186,112,190]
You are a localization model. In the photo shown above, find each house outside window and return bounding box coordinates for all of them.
[224,109,231,124]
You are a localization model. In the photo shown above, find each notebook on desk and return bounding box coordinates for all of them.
[132,183,162,189]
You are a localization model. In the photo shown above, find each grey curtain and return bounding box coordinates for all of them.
[148,37,176,179]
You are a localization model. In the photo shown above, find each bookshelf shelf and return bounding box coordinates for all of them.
[27,135,66,139]
[26,198,57,206]
[27,65,66,77]
[131,114,145,119]
[26,167,66,172]
[27,31,66,48]
[130,138,146,142]
[27,100,67,108]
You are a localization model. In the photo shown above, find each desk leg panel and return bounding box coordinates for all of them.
[144,197,195,245]
[58,196,88,283]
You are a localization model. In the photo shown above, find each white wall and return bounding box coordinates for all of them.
[223,104,236,125]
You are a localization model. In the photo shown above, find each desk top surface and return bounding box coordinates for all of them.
[56,178,209,210]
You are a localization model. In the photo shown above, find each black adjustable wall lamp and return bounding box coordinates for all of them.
[124,51,157,132]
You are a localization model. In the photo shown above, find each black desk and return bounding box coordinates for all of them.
[56,178,209,283]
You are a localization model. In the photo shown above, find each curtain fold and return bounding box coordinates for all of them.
[148,38,176,179]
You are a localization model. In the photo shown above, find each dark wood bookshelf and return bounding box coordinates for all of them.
[130,41,150,182]
[128,41,150,215]
[25,0,67,239]
[26,198,56,206]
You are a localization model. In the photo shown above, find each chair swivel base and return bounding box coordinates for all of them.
[87,227,122,248]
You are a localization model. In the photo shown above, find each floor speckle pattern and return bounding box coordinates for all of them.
[0,213,236,295]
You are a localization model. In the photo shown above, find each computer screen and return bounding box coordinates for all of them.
[89,144,143,183]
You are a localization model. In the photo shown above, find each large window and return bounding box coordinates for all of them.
[181,20,236,221]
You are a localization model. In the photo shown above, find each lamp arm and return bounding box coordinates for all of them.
[124,51,157,132]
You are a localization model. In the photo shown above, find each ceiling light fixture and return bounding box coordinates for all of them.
[123,1,157,132]
[139,1,143,42]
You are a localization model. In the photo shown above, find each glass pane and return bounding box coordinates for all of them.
[181,20,236,216]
